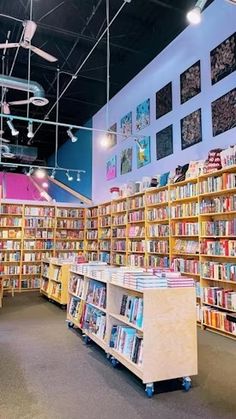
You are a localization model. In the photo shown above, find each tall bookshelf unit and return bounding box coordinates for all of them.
[40,258,71,305]
[169,178,200,310]
[98,202,111,264]
[127,192,146,268]
[111,196,127,266]
[199,167,236,338]
[55,207,85,260]
[145,186,170,269]
[85,206,99,262]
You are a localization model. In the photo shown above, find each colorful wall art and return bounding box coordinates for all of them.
[212,88,236,136]
[106,156,117,180]
[120,112,132,139]
[181,109,202,150]
[120,147,132,175]
[180,60,201,104]
[156,125,173,160]
[156,82,172,119]
[107,123,117,148]
[211,32,236,85]
[136,136,151,169]
[136,99,150,131]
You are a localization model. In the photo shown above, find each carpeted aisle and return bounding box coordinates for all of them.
[0,293,235,419]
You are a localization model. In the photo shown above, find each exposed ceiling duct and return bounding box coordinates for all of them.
[0,74,48,107]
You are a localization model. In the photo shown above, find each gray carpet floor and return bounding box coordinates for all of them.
[0,292,236,419]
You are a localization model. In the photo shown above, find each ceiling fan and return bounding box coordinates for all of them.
[0,20,57,63]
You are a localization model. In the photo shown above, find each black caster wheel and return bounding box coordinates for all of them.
[111,357,119,368]
[145,384,154,398]
[182,377,191,392]
[67,322,74,329]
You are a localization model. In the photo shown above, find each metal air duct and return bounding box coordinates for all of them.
[0,74,48,106]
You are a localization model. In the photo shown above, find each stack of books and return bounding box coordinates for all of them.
[165,272,195,288]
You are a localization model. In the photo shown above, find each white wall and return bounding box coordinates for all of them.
[92,0,236,203]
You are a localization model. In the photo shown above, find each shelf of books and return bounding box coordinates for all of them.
[40,258,71,305]
[98,202,111,264]
[145,186,170,269]
[111,196,127,266]
[84,206,98,262]
[23,204,55,290]
[55,207,85,260]
[169,178,200,313]
[127,192,146,268]
[67,263,198,397]
[199,168,236,338]
[0,203,23,293]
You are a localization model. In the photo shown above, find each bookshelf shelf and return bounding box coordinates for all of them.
[202,302,236,313]
[109,347,143,379]
[201,277,236,284]
[109,312,143,332]
[202,323,236,339]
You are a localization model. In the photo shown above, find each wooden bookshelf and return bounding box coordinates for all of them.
[84,206,99,262]
[40,258,71,306]
[111,196,127,266]
[98,202,111,264]
[67,264,197,397]
[55,206,85,260]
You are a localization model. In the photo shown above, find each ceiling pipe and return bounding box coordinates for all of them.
[0,74,48,106]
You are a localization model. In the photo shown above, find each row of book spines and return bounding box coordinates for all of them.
[171,222,199,235]
[170,184,198,200]
[202,287,236,310]
[200,239,236,256]
[109,325,143,365]
[172,258,200,274]
[201,220,236,236]
[202,306,236,334]
[120,294,143,328]
[199,173,236,194]
[201,262,236,282]
[200,196,236,214]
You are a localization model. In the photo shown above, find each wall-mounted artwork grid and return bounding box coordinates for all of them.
[156,82,172,119]
[136,136,151,169]
[181,109,202,150]
[120,112,132,139]
[211,32,236,85]
[120,147,133,175]
[212,88,236,137]
[136,99,150,131]
[156,125,173,160]
[180,60,201,104]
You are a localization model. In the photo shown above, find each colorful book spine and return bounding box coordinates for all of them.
[202,287,236,311]
[128,210,145,223]
[111,253,126,265]
[201,261,236,281]
[127,196,144,210]
[57,220,84,229]
[87,230,98,240]
[112,214,127,226]
[173,239,199,254]
[99,241,110,251]
[109,325,143,365]
[112,201,127,213]
[147,207,169,221]
[99,205,111,216]
[171,202,199,218]
[99,216,111,227]
[57,208,84,218]
[113,240,126,251]
[146,240,169,254]
[172,222,199,236]
[127,254,145,267]
[202,306,236,335]
[172,258,200,275]
[147,224,169,237]
[128,226,145,238]
[112,227,126,238]
[146,190,168,205]
[201,219,236,236]
[170,182,198,200]
[200,239,236,256]
[147,255,169,268]
[99,228,111,239]
[128,241,145,252]
[87,208,98,218]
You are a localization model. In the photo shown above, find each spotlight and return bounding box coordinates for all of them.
[42,181,49,188]
[34,168,46,179]
[66,170,73,181]
[26,167,34,176]
[77,171,81,182]
[7,119,19,136]
[187,0,207,24]
[50,169,56,179]
[67,128,78,143]
[101,134,109,148]
[27,121,34,139]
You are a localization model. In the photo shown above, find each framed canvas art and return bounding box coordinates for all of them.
[180,60,201,104]
[212,88,236,136]
[156,82,172,119]
[136,99,150,131]
[107,123,117,148]
[211,33,236,85]
[106,156,117,180]
[156,125,173,160]
[120,147,133,175]
[120,112,132,139]
[181,109,202,150]
[136,136,151,169]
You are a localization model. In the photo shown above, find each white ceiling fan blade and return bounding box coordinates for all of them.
[0,137,10,143]
[23,20,37,43]
[0,43,19,49]
[29,45,58,62]
[8,99,32,106]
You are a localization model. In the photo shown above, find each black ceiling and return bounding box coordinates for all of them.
[0,0,214,160]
